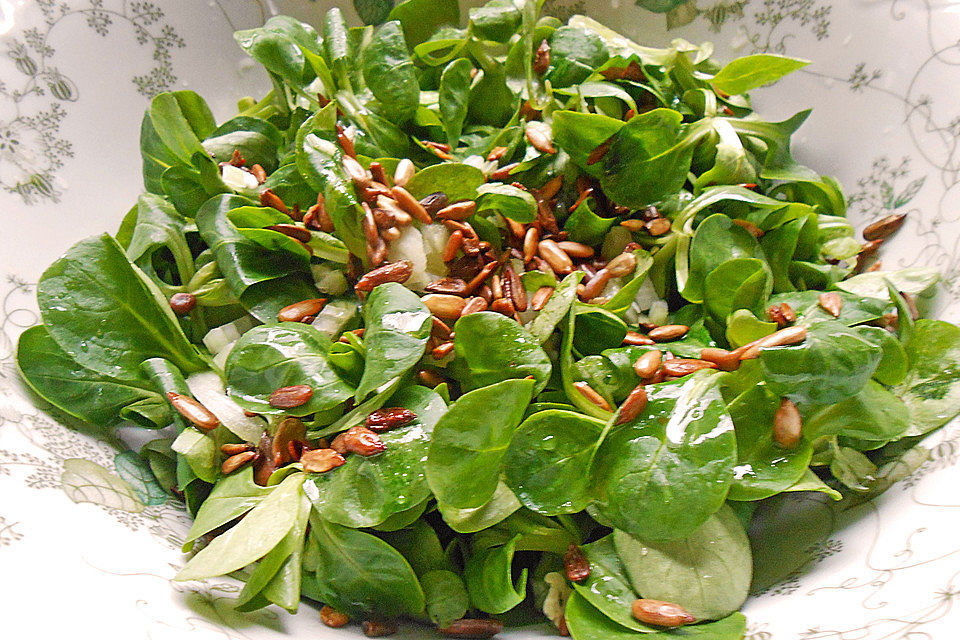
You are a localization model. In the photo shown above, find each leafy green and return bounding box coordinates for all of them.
[894,320,960,436]
[463,535,527,614]
[711,54,809,95]
[451,312,552,394]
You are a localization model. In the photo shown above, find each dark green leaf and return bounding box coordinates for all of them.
[362,21,420,124]
[421,570,470,628]
[439,58,473,147]
[463,535,527,614]
[451,312,552,394]
[475,183,537,223]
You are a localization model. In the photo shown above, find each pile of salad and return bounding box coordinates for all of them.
[17,0,960,638]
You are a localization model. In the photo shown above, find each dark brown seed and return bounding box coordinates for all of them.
[319,606,350,628]
[564,543,592,582]
[332,425,385,456]
[269,385,314,409]
[773,398,802,448]
[265,223,312,243]
[699,348,741,372]
[863,213,907,241]
[167,392,219,431]
[420,192,450,216]
[221,442,254,455]
[305,198,334,233]
[586,137,613,165]
[169,292,197,315]
[766,303,796,327]
[437,201,478,221]
[423,140,454,160]
[417,369,445,388]
[361,620,397,637]
[465,261,500,295]
[300,448,346,473]
[443,230,465,262]
[818,292,843,318]
[504,265,528,312]
[336,123,357,158]
[259,188,289,215]
[355,260,414,292]
[250,164,267,184]
[221,450,257,474]
[616,384,649,425]
[538,239,574,274]
[432,316,453,340]
[573,381,612,412]
[278,298,327,323]
[369,161,388,186]
[631,599,696,628]
[462,296,490,315]
[432,342,455,359]
[662,359,717,377]
[648,325,689,342]
[633,350,662,378]
[366,408,417,433]
[422,278,467,297]
[530,287,553,311]
[271,417,306,466]
[523,227,540,263]
[440,618,504,639]
[533,39,551,75]
[732,218,764,238]
[623,331,654,347]
[252,431,277,486]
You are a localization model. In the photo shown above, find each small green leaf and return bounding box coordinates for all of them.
[61,458,143,513]
[711,54,809,95]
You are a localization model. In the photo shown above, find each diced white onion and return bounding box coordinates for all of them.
[212,341,235,371]
[311,299,358,339]
[420,223,451,278]
[542,572,572,633]
[311,263,348,296]
[186,371,266,442]
[202,316,256,355]
[220,164,260,191]
[388,225,430,289]
[649,299,669,326]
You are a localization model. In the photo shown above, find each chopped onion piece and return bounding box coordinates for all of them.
[202,316,256,355]
[311,299,358,339]
[220,164,259,191]
[186,371,265,442]
[649,299,670,326]
[311,263,348,295]
[387,225,429,289]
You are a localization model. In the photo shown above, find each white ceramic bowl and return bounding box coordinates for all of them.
[3,1,960,638]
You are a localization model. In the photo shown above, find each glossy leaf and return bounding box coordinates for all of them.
[711,54,809,95]
[463,535,527,614]
[894,319,960,436]
[451,312,552,394]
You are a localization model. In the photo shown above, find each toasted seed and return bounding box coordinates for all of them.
[631,600,696,628]
[648,325,689,342]
[423,140,454,159]
[376,195,414,225]
[265,223,313,244]
[738,326,808,360]
[169,292,197,315]
[366,236,388,267]
[422,294,467,320]
[633,350,662,378]
[361,620,397,637]
[425,277,470,296]
[462,296,490,315]
[569,187,594,214]
[391,186,432,223]
[355,260,414,292]
[367,161,389,186]
[272,417,307,466]
[417,369,445,388]
[437,201,478,221]
[487,146,508,162]
[333,425,385,456]
[616,384,649,425]
[581,269,613,301]
[167,392,219,431]
[503,215,526,240]
[646,218,672,236]
[504,265,528,312]
[538,239,574,274]
[343,155,372,187]
[221,450,257,474]
[526,121,556,154]
[662,359,717,377]
[432,316,453,340]
[732,218,764,238]
[278,298,327,323]
[587,137,613,165]
[818,292,844,317]
[556,241,594,258]
[866,259,883,272]
[444,230,465,262]
[564,543,591,582]
[766,303,795,327]
[620,219,646,232]
[366,408,417,433]
[432,342,455,359]
[301,448,346,473]
[523,227,540,263]
[863,213,906,241]
[250,163,267,184]
[305,199,334,233]
[394,158,416,187]
[623,331,655,346]
[440,618,504,639]
[381,226,402,242]
[606,252,638,278]
[259,188,289,215]
[539,175,564,201]
[773,398,802,448]
[573,381,612,412]
[490,274,504,300]
[530,286,554,311]
[700,348,741,372]
[221,442,254,455]
[320,606,350,628]
[533,39,551,75]
[269,385,313,409]
[901,291,920,320]
[465,261,500,295]
[490,297,516,317]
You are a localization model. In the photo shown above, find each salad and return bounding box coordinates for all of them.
[16,0,960,638]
